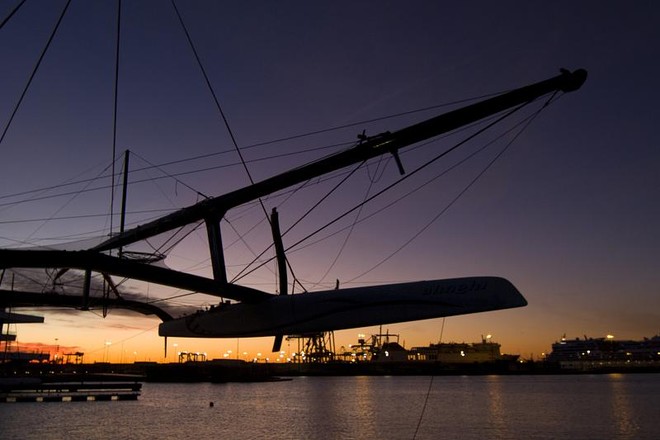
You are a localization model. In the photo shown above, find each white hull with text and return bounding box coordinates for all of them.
[158,276,526,338]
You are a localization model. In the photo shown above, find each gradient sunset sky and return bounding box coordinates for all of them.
[1,1,659,362]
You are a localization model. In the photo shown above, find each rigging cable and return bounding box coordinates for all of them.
[171,0,304,292]
[230,159,366,283]
[0,0,72,145]
[312,155,386,289]
[130,150,210,200]
[220,90,508,153]
[0,103,505,206]
[285,102,553,276]
[0,208,176,225]
[109,0,122,238]
[0,98,496,203]
[231,103,525,282]
[0,110,508,243]
[234,93,562,284]
[346,92,559,283]
[170,0,252,185]
[232,99,532,283]
[409,96,558,440]
[222,217,275,278]
[219,178,324,283]
[125,153,215,265]
[22,160,115,246]
[0,0,27,30]
[412,375,434,440]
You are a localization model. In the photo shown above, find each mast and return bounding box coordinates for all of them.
[118,149,130,258]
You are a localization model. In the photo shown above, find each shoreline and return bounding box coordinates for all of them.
[2,359,659,383]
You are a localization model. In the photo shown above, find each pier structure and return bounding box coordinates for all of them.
[1,310,49,364]
[1,378,141,403]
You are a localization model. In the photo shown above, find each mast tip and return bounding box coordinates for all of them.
[559,68,588,92]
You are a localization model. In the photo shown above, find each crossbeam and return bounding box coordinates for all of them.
[0,249,270,303]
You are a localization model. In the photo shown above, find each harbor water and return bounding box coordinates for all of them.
[1,374,658,439]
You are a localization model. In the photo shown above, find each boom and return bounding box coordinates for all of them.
[93,69,587,253]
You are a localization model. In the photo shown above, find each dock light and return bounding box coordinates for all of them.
[607,335,614,339]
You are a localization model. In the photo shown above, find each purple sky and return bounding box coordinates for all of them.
[1,1,659,360]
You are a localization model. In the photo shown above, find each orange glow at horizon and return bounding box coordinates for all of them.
[7,305,652,364]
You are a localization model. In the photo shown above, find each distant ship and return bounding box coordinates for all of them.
[407,336,519,364]
[336,332,518,364]
[547,335,660,371]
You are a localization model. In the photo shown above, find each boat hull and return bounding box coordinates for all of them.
[158,276,526,338]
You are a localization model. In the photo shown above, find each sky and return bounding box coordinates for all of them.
[1,1,659,363]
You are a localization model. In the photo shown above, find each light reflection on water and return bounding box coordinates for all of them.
[608,373,639,439]
[0,374,658,439]
[485,375,510,438]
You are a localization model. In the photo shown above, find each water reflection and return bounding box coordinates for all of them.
[485,375,510,438]
[608,374,639,439]
[1,375,659,439]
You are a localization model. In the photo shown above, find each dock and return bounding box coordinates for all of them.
[1,377,142,403]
